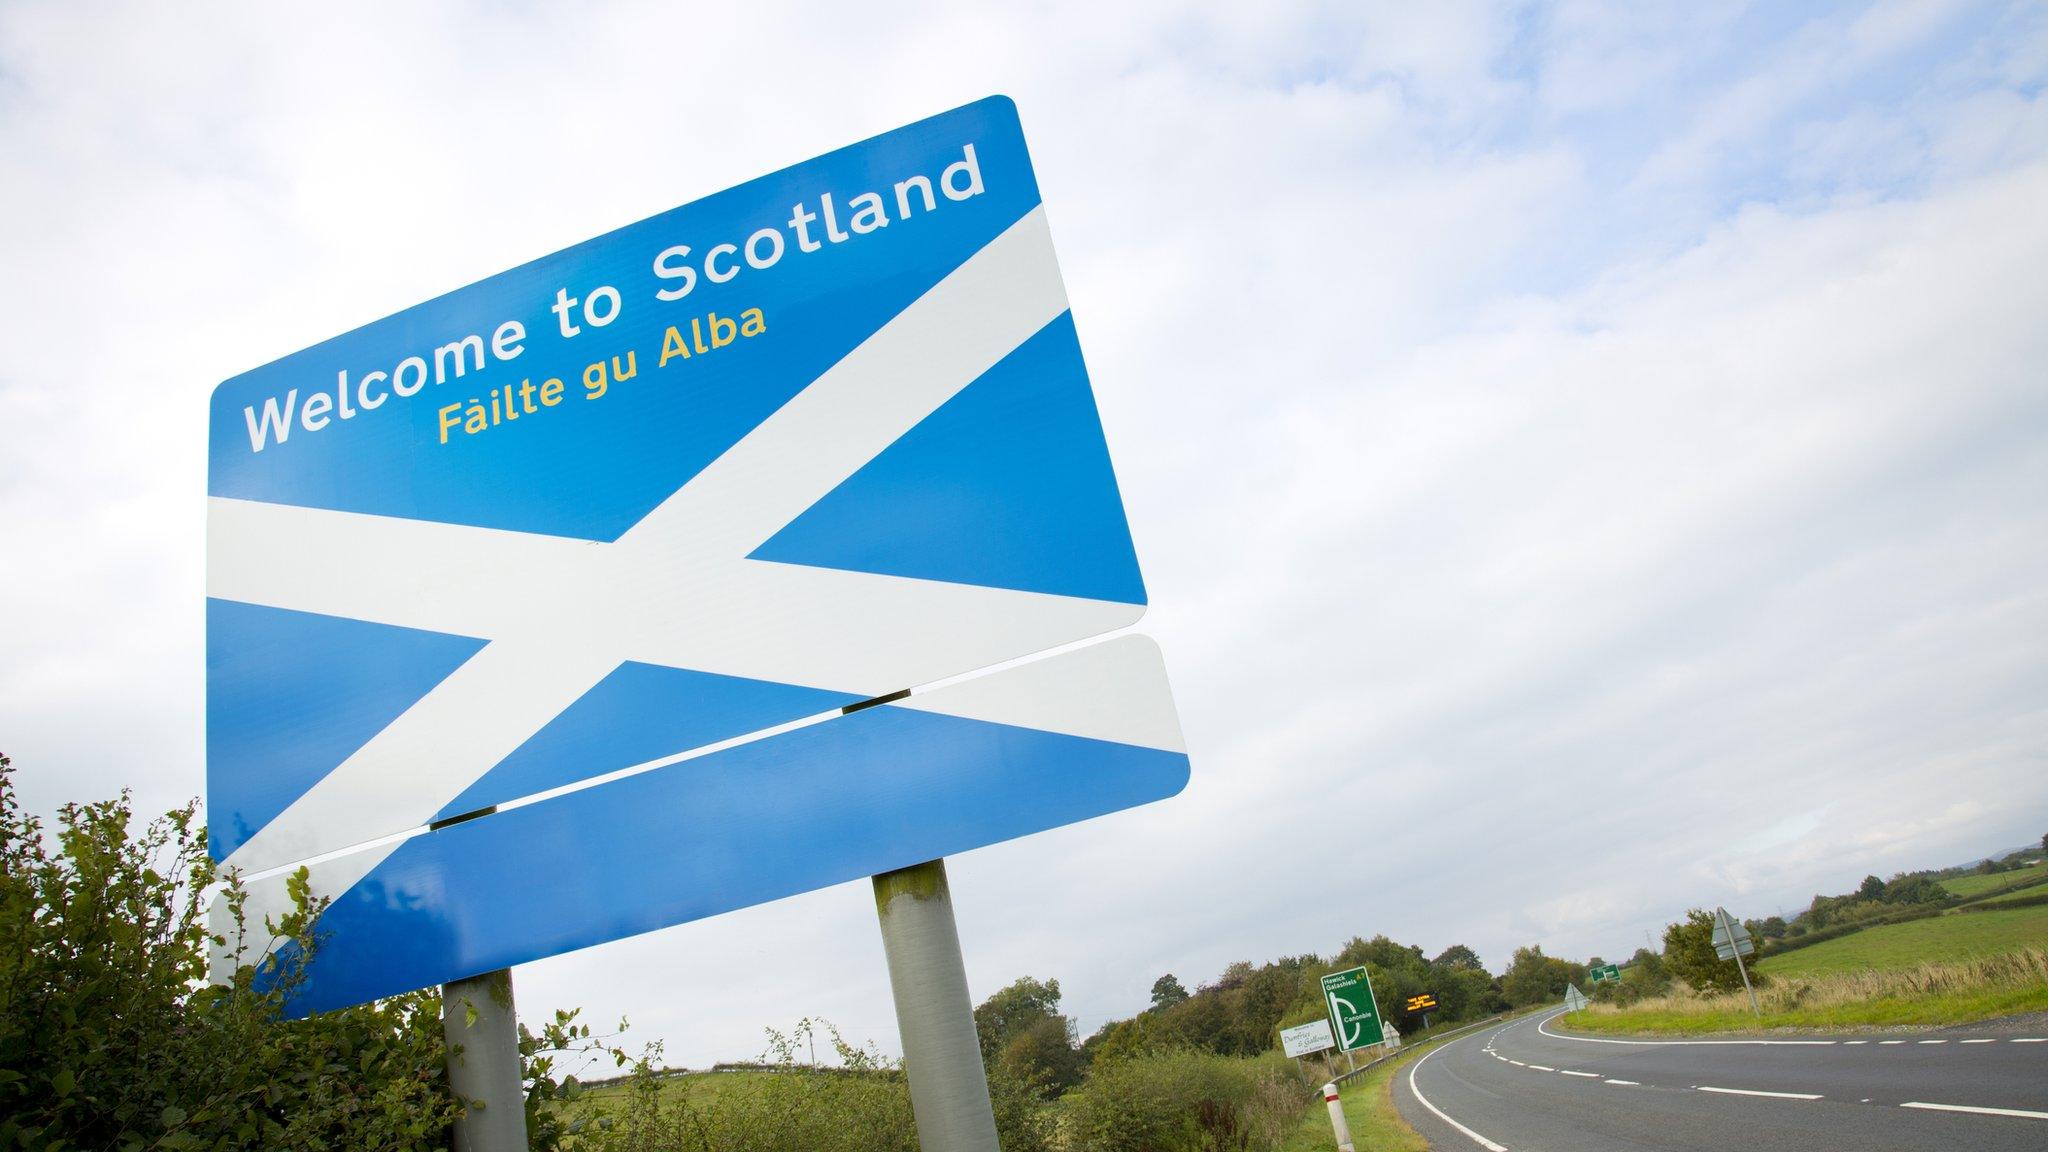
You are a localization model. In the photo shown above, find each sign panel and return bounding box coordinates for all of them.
[205,97,1187,1013]
[1404,993,1439,1014]
[1320,967,1386,1051]
[1590,964,1621,983]
[1280,1019,1337,1059]
[1712,908,1755,960]
[1562,984,1590,1011]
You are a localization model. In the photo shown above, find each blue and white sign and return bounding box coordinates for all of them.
[206,96,1188,1013]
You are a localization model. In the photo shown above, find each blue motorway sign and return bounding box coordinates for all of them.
[205,96,1188,1013]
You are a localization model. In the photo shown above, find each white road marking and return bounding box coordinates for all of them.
[1698,1086,1823,1101]
[1606,1079,1639,1086]
[1529,1064,1556,1071]
[1917,1040,1947,1045]
[1959,1039,1995,1044]
[1843,1040,1867,1045]
[1901,1102,2048,1120]
[1508,1060,1526,1066]
[1559,1070,1601,1078]
[1881,1040,1907,1045]
[1408,1040,1510,1152]
[1539,1013,1834,1046]
[2014,1038,2047,1043]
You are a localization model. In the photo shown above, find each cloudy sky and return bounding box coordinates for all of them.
[4,0,2046,1066]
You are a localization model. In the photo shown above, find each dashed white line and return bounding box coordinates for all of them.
[1880,1040,1907,1045]
[2015,1038,2047,1043]
[1605,1079,1639,1086]
[1960,1039,1995,1044]
[1538,1013,1834,1046]
[1917,1040,1947,1045]
[1408,1038,1510,1151]
[1901,1102,2048,1121]
[1843,1040,1867,1045]
[1560,1070,1601,1078]
[1529,1064,1556,1072]
[1698,1086,1824,1101]
[1507,1060,1526,1066]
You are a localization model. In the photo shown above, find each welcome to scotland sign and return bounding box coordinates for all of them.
[206,96,1188,1013]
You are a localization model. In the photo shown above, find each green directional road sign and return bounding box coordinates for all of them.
[1590,964,1621,983]
[1321,966,1386,1051]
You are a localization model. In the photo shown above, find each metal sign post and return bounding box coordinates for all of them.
[1714,907,1761,1019]
[442,969,527,1152]
[874,860,999,1152]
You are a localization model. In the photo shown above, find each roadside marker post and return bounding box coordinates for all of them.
[1322,1081,1356,1152]
[203,96,1190,1152]
[1713,907,1761,1019]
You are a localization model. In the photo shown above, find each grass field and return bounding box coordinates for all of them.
[564,1068,774,1117]
[1967,877,2048,907]
[1758,904,2048,976]
[1568,946,2048,1035]
[1940,867,2048,899]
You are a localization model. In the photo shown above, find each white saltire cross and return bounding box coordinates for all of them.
[208,208,1145,931]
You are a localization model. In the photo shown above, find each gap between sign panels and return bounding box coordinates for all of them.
[227,630,1150,887]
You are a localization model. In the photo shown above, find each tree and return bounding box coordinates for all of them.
[1148,974,1189,1010]
[1431,944,1483,971]
[1662,909,1758,995]
[997,1014,1084,1096]
[2040,831,2047,853]
[1882,875,1944,905]
[1500,946,1586,1007]
[1857,874,1885,901]
[973,977,1066,1067]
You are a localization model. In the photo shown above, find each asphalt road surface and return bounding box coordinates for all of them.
[1392,1008,2048,1151]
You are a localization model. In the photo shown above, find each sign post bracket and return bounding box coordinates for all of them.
[873,858,1000,1152]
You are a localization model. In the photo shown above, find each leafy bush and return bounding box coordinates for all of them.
[0,754,611,1152]
[1060,1049,1309,1152]
[0,755,466,1151]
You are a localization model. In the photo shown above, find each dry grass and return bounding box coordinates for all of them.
[1568,947,2048,1034]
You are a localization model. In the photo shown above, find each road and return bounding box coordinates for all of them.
[1391,1008,2048,1151]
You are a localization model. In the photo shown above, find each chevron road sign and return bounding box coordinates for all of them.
[205,96,1188,1014]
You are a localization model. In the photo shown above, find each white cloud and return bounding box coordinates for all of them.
[3,1,2045,1062]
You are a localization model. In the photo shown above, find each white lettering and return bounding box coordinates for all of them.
[243,390,298,452]
[653,245,697,301]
